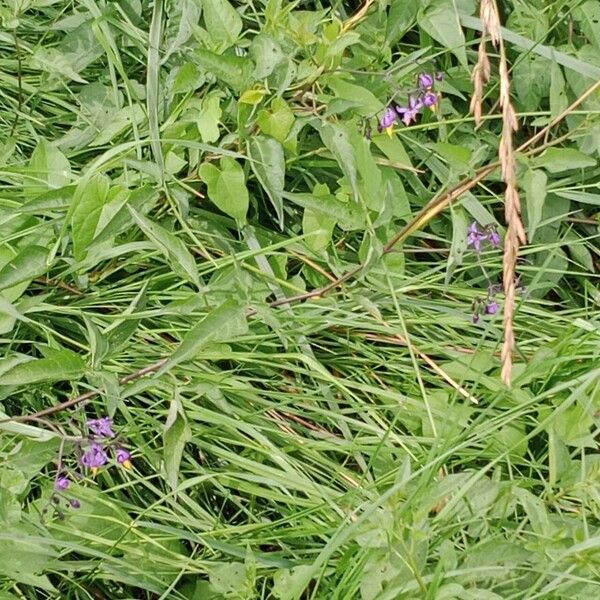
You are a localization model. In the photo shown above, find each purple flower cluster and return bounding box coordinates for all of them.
[467,222,501,253]
[45,416,132,522]
[78,417,132,473]
[378,71,443,133]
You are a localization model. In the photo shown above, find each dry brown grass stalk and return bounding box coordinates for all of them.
[472,0,526,386]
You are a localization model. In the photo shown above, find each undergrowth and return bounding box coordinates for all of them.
[0,0,599,598]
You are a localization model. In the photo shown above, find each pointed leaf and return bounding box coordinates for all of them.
[166,299,247,370]
[2,350,85,385]
[247,136,285,227]
[128,207,200,288]
[419,1,467,67]
[522,169,547,242]
[71,173,111,261]
[0,246,49,292]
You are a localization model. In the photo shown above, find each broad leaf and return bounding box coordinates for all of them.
[26,139,71,197]
[250,33,286,79]
[2,350,85,385]
[203,0,242,49]
[199,157,249,223]
[532,148,596,173]
[0,246,49,292]
[573,1,600,49]
[419,0,467,67]
[194,49,253,91]
[197,91,223,143]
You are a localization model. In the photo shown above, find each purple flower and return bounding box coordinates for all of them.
[467,222,487,253]
[435,71,444,81]
[488,230,501,247]
[70,499,81,509]
[87,417,114,438]
[472,313,480,324]
[115,448,132,469]
[55,476,70,491]
[422,91,438,107]
[378,106,397,132]
[396,96,423,126]
[81,442,109,470]
[418,73,434,90]
[485,301,500,315]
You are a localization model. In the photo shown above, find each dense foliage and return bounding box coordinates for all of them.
[0,0,599,598]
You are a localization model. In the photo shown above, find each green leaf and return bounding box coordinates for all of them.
[319,122,359,201]
[209,562,248,597]
[573,1,600,49]
[163,396,191,492]
[250,33,286,79]
[283,190,364,231]
[30,47,87,83]
[522,169,547,242]
[0,246,49,292]
[247,136,286,227]
[163,0,201,63]
[513,55,551,111]
[203,0,242,49]
[419,0,467,67]
[71,173,111,261]
[256,98,295,143]
[128,206,200,289]
[532,148,597,173]
[386,2,419,45]
[194,49,253,91]
[91,104,145,146]
[324,76,384,116]
[549,62,568,119]
[445,206,469,286]
[430,142,471,174]
[460,15,600,80]
[199,157,249,223]
[272,566,315,600]
[1,350,85,385]
[166,299,248,370]
[197,91,223,143]
[26,139,71,197]
[239,88,267,104]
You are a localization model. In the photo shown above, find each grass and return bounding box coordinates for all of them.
[0,0,599,599]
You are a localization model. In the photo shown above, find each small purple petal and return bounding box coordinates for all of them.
[80,442,109,469]
[472,313,480,324]
[379,107,397,130]
[87,417,115,439]
[116,448,131,465]
[70,499,81,509]
[435,71,444,81]
[422,92,438,107]
[488,231,501,247]
[55,476,70,491]
[418,73,434,89]
[409,95,423,110]
[485,301,500,315]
